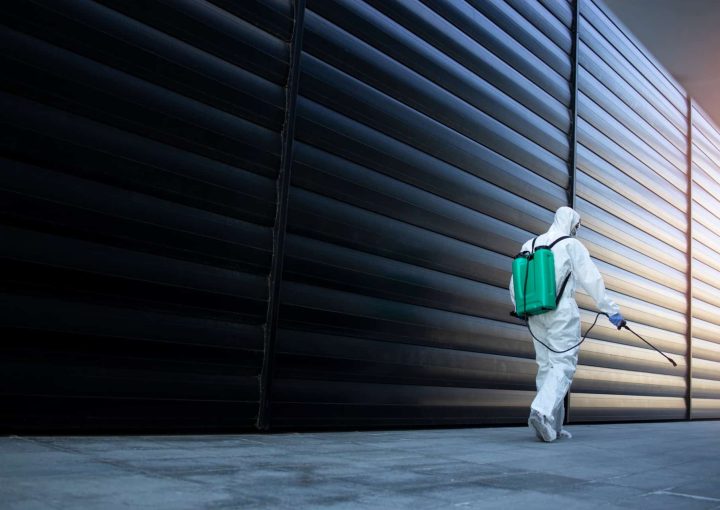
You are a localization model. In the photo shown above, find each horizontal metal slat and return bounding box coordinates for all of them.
[0,15,286,131]
[579,43,686,152]
[0,396,258,431]
[572,366,685,397]
[465,0,571,78]
[1,362,260,400]
[294,102,567,210]
[539,0,573,28]
[284,235,510,318]
[596,260,685,314]
[296,91,568,193]
[693,277,720,311]
[577,147,685,228]
[569,394,686,422]
[576,291,686,335]
[576,172,685,251]
[0,48,280,172]
[417,0,570,104]
[579,93,686,185]
[299,58,569,184]
[0,225,268,319]
[0,293,264,350]
[207,0,293,41]
[581,231,685,293]
[692,358,720,382]
[576,199,686,272]
[287,185,531,264]
[692,106,720,154]
[692,338,720,364]
[280,281,527,351]
[305,3,570,136]
[577,123,686,209]
[505,0,572,53]
[581,0,686,114]
[361,0,571,119]
[70,0,290,84]
[275,334,537,390]
[0,160,272,272]
[292,144,554,245]
[579,64,686,160]
[578,15,686,132]
[691,398,720,419]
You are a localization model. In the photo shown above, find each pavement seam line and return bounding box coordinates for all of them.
[650,490,720,502]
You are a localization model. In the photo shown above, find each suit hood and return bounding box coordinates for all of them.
[548,207,581,237]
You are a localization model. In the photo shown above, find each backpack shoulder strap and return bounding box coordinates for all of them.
[531,237,537,252]
[556,272,572,305]
[549,235,572,249]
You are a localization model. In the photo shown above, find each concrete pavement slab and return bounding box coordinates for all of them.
[1,421,719,509]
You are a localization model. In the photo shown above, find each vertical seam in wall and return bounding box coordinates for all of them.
[258,0,306,432]
[686,97,693,420]
[566,0,581,426]
[568,0,580,210]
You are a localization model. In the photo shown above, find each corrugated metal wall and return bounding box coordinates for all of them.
[270,0,574,428]
[1,0,718,432]
[691,104,720,420]
[572,0,689,422]
[0,0,292,430]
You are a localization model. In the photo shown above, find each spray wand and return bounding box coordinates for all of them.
[615,319,677,367]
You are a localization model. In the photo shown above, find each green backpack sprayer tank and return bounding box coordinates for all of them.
[512,236,571,319]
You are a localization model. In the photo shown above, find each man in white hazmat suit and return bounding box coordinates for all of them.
[509,207,624,442]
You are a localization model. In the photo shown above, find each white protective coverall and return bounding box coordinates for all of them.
[509,207,619,439]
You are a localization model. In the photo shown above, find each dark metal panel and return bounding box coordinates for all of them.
[290,143,556,250]
[415,0,571,105]
[286,187,528,276]
[0,0,291,431]
[300,11,570,172]
[572,367,685,397]
[294,100,568,208]
[362,0,568,130]
[271,0,573,428]
[205,0,293,40]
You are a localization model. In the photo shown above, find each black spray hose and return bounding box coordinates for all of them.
[526,311,602,354]
[525,312,678,366]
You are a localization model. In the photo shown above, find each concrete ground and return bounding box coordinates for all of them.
[1,421,719,510]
